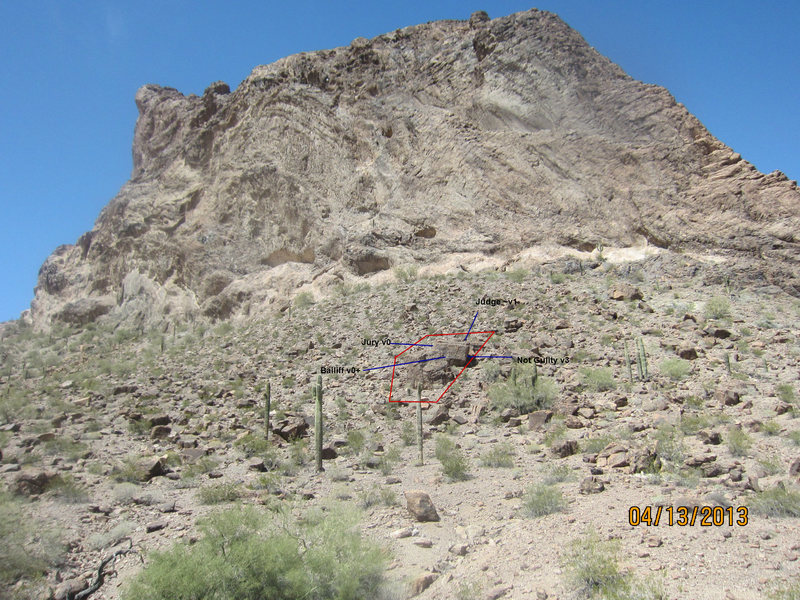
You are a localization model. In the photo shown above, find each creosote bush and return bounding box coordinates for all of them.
[197,483,241,505]
[435,434,470,481]
[480,442,515,468]
[1,491,64,598]
[581,367,616,392]
[750,486,800,518]
[705,296,731,320]
[123,504,389,600]
[726,426,752,457]
[488,364,558,414]
[522,483,566,517]
[562,528,666,599]
[660,358,691,381]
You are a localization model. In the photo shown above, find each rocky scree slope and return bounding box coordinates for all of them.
[29,9,800,329]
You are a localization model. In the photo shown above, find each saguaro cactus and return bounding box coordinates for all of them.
[315,374,323,472]
[264,381,271,442]
[624,341,633,382]
[417,383,423,466]
[636,337,648,381]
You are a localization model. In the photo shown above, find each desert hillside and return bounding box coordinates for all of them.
[1,8,799,600]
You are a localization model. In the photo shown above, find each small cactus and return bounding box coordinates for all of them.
[417,384,423,466]
[315,375,323,472]
[264,381,271,442]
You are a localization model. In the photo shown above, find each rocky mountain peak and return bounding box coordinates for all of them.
[27,8,800,329]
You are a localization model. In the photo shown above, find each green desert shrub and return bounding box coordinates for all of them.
[705,296,731,320]
[400,420,416,446]
[46,474,89,504]
[293,291,315,308]
[581,435,613,454]
[435,434,470,481]
[504,268,528,283]
[183,456,220,479]
[346,429,366,453]
[581,367,616,392]
[777,384,796,405]
[112,458,148,483]
[750,486,800,518]
[679,413,712,436]
[377,445,402,476]
[660,358,691,381]
[1,491,64,596]
[480,442,515,468]
[561,529,666,599]
[122,504,388,600]
[522,483,566,517]
[727,426,752,457]
[541,463,576,484]
[488,364,558,414]
[758,456,784,476]
[393,265,418,282]
[542,420,568,447]
[197,483,241,505]
[234,433,280,469]
[88,521,136,551]
[768,577,800,600]
[654,424,685,465]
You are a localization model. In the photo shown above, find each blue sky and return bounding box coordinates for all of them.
[1,1,797,322]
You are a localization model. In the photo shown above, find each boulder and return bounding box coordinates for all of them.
[274,416,309,440]
[715,388,740,406]
[608,283,643,301]
[579,476,605,494]
[12,470,57,495]
[321,444,338,460]
[55,297,113,325]
[499,407,519,423]
[150,425,171,439]
[550,439,578,458]
[149,414,171,426]
[684,454,717,467]
[698,430,722,445]
[247,457,266,472]
[528,410,553,430]
[141,456,169,480]
[631,446,660,474]
[429,405,450,426]
[405,490,440,522]
[410,573,438,596]
[146,520,168,533]
[54,578,87,600]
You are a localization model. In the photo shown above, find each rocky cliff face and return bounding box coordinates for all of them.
[29,9,800,328]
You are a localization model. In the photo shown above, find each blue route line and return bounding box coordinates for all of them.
[468,355,514,359]
[363,356,446,372]
[464,311,478,340]
[389,342,433,347]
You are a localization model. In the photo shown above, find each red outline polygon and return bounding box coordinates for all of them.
[387,330,495,403]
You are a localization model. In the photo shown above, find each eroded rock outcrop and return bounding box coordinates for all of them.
[28,9,800,328]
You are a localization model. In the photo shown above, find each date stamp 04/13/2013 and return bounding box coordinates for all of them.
[629,505,749,527]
